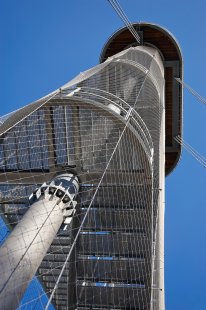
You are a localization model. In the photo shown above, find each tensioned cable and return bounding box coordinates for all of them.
[107,0,140,44]
[107,0,140,43]
[175,78,206,106]
[175,135,206,168]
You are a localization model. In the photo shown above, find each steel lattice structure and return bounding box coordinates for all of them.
[0,23,183,310]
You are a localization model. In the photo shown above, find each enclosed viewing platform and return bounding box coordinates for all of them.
[100,22,183,175]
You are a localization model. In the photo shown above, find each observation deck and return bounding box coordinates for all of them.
[100,22,183,175]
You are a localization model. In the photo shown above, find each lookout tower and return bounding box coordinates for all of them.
[0,22,183,310]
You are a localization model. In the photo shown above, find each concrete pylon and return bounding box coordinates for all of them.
[0,173,79,310]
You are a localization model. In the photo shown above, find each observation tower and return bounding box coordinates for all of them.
[0,22,183,310]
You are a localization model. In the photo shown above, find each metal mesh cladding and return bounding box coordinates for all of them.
[0,45,165,310]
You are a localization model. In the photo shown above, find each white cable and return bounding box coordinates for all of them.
[175,78,206,106]
[175,135,206,168]
[107,0,140,43]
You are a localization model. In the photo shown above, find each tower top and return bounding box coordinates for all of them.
[100,22,183,175]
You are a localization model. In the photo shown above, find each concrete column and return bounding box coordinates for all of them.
[0,173,79,310]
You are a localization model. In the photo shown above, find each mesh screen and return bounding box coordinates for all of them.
[0,45,164,310]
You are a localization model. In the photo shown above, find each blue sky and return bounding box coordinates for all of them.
[1,1,206,309]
